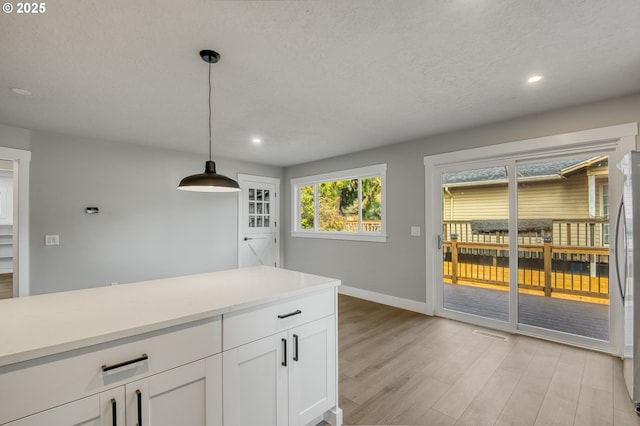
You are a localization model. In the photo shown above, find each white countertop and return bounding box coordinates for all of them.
[0,266,340,367]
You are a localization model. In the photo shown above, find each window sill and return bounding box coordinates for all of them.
[292,231,387,243]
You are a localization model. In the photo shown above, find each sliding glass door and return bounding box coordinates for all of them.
[434,150,616,349]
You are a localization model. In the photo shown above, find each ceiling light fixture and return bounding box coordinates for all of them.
[527,75,543,83]
[252,138,262,144]
[178,50,240,193]
[10,88,32,96]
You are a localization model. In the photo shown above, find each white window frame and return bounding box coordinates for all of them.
[291,164,387,242]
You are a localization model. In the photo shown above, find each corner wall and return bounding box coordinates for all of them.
[283,93,640,306]
[29,130,282,294]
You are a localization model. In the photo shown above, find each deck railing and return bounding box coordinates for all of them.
[443,234,609,299]
[443,218,609,247]
[343,220,382,232]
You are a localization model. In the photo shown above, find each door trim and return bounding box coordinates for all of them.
[0,146,30,297]
[424,122,637,354]
[237,174,281,268]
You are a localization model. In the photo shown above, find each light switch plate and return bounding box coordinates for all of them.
[45,235,60,246]
[411,226,421,237]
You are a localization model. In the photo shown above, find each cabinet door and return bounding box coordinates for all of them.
[10,387,125,426]
[289,316,336,426]
[223,332,288,426]
[126,355,222,426]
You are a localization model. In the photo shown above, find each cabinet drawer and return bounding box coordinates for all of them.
[223,288,335,350]
[0,316,221,425]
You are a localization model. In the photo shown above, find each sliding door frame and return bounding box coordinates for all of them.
[424,123,637,355]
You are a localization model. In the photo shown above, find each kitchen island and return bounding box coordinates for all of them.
[0,266,342,426]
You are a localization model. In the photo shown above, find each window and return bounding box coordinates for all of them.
[291,164,387,242]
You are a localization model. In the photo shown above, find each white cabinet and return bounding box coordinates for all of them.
[289,316,336,426]
[223,332,288,426]
[9,388,124,426]
[223,289,340,426]
[0,317,222,425]
[0,267,341,426]
[126,355,222,426]
[8,356,221,426]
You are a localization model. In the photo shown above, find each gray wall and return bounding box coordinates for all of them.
[0,123,31,151]
[29,130,282,294]
[283,93,640,303]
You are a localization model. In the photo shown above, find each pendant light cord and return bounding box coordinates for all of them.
[208,62,212,163]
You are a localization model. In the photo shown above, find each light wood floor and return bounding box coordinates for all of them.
[337,294,640,426]
[0,273,12,299]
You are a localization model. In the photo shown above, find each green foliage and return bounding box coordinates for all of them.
[362,177,381,220]
[319,180,358,231]
[300,185,315,229]
[300,176,382,232]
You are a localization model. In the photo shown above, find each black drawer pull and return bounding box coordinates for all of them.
[136,389,142,426]
[278,310,302,319]
[282,338,287,366]
[111,398,117,426]
[293,334,299,362]
[102,354,148,372]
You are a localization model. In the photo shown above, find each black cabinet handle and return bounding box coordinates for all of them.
[293,334,299,362]
[277,310,302,319]
[281,338,287,366]
[111,398,117,426]
[102,354,148,372]
[136,389,142,426]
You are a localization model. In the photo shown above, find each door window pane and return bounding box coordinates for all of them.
[441,166,509,322]
[517,156,609,340]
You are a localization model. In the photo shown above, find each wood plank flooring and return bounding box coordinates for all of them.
[0,273,12,299]
[337,294,640,426]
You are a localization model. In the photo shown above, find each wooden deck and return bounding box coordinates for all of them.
[444,260,609,304]
[444,283,609,340]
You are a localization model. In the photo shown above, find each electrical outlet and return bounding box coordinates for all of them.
[45,235,60,246]
[411,226,421,237]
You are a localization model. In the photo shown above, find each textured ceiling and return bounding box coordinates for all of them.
[1,1,639,167]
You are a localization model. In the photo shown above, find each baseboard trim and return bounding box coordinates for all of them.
[338,285,429,315]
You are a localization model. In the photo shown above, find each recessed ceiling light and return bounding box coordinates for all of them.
[252,138,262,144]
[527,75,543,83]
[10,88,32,96]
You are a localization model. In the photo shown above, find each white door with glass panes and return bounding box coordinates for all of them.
[238,175,280,268]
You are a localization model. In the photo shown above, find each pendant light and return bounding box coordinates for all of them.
[178,50,241,192]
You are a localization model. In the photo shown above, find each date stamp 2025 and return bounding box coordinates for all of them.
[3,2,47,14]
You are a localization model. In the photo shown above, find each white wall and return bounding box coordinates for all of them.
[283,93,640,305]
[28,130,282,294]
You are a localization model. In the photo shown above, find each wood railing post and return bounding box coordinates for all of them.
[451,234,459,284]
[543,236,553,297]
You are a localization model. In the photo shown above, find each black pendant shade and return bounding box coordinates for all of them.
[178,160,241,192]
[178,50,241,193]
